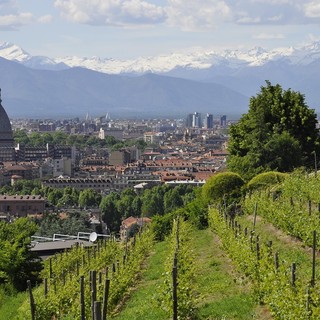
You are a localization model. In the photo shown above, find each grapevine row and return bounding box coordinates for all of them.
[19,229,153,319]
[244,188,320,247]
[157,217,197,319]
[209,207,320,320]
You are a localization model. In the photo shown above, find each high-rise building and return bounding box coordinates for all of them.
[186,112,202,128]
[186,113,193,127]
[220,115,227,127]
[204,113,213,129]
[192,112,201,128]
[0,89,15,161]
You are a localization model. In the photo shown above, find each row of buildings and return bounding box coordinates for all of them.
[0,90,229,218]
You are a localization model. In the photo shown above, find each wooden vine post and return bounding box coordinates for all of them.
[27,280,36,320]
[253,202,258,229]
[44,278,48,298]
[291,263,296,287]
[80,276,85,320]
[102,278,110,320]
[94,301,102,320]
[311,230,316,287]
[172,250,178,320]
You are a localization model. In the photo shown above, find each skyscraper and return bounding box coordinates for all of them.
[186,113,193,127]
[220,115,227,127]
[205,113,213,129]
[192,112,201,128]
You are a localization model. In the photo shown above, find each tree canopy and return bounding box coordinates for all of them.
[227,82,320,180]
[0,218,42,291]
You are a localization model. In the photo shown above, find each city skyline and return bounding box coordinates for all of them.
[0,1,320,59]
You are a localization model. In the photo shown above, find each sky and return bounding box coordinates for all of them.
[0,0,320,59]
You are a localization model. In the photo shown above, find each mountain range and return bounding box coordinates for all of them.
[1,41,320,118]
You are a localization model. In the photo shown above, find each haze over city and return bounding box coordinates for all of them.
[1,0,320,59]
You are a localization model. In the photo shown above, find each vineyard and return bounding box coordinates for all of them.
[16,230,153,319]
[5,172,320,319]
[208,172,320,319]
[6,217,198,320]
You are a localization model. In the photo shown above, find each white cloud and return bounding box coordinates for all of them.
[0,1,52,30]
[236,15,261,24]
[253,33,285,39]
[250,0,292,4]
[54,0,166,26]
[304,1,320,18]
[38,15,53,24]
[0,12,33,29]
[268,15,283,22]
[53,0,232,29]
[46,0,320,30]
[165,0,231,30]
[230,0,320,25]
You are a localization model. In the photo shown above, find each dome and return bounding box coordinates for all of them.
[0,89,14,147]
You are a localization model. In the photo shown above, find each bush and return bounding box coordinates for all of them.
[202,172,245,206]
[151,212,175,241]
[246,171,288,192]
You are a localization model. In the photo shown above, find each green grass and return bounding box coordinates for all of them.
[112,240,169,320]
[0,291,28,320]
[114,228,269,320]
[1,227,275,320]
[192,228,262,320]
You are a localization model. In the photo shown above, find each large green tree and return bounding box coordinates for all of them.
[228,82,320,180]
[0,218,42,291]
[100,192,121,232]
[78,188,101,208]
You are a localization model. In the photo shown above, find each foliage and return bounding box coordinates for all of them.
[208,207,316,319]
[246,171,288,192]
[157,217,197,319]
[13,130,147,151]
[183,188,208,228]
[243,172,320,247]
[17,228,154,319]
[0,218,42,291]
[78,188,101,208]
[141,187,165,217]
[0,180,41,196]
[56,187,79,208]
[100,192,122,232]
[202,172,245,206]
[163,188,183,214]
[228,81,320,180]
[34,211,91,237]
[151,212,175,241]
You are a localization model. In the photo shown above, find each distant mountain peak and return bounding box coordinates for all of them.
[1,40,320,75]
[0,41,30,62]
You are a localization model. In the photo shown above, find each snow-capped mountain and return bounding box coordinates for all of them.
[0,41,68,71]
[2,40,320,75]
[1,40,320,118]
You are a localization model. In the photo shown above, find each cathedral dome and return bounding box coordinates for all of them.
[0,89,14,147]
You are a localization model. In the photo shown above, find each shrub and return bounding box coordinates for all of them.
[246,171,288,192]
[202,172,245,206]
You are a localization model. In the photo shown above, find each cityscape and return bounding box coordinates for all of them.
[2,1,320,319]
[0,91,229,220]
